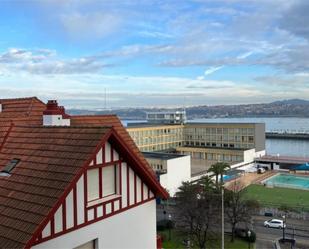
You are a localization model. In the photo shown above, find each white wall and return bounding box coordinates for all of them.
[32,200,157,249]
[43,115,70,126]
[159,155,191,197]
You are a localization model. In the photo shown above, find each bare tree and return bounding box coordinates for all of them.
[174,177,221,249]
[224,181,260,242]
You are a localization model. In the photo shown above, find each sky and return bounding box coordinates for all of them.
[0,0,309,108]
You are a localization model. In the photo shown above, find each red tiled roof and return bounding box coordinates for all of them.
[71,115,157,178]
[0,97,46,125]
[0,125,112,249]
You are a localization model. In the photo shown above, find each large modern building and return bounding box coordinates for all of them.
[128,123,265,160]
[127,115,266,178]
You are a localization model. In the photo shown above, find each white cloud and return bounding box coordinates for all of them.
[204,66,224,76]
[0,48,110,75]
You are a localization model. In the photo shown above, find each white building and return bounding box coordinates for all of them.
[146,110,186,124]
[143,152,191,197]
[0,98,168,249]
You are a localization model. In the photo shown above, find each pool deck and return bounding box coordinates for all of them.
[224,170,309,191]
[224,171,276,190]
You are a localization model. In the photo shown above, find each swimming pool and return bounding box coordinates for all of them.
[263,173,309,190]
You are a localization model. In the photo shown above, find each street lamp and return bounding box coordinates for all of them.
[282,215,286,241]
[221,187,224,249]
[168,214,172,241]
[247,230,251,249]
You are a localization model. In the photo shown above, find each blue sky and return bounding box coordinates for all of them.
[0,0,309,108]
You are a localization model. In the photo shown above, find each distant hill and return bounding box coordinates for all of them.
[271,99,309,105]
[68,99,309,119]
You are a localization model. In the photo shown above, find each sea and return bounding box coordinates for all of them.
[122,117,309,158]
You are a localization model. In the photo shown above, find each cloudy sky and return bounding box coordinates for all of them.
[0,0,308,108]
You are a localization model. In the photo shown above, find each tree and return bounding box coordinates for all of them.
[207,162,230,189]
[174,177,221,249]
[224,181,260,242]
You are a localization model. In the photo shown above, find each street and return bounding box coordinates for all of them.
[253,216,309,249]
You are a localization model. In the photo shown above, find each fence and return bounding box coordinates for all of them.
[258,202,309,220]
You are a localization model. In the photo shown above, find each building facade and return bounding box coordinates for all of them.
[127,122,265,165]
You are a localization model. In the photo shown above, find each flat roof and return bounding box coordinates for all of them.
[143,152,187,160]
[186,122,264,125]
[127,121,264,128]
[256,155,309,164]
[127,122,182,128]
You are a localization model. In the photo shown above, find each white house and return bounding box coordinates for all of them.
[143,152,191,197]
[0,98,168,249]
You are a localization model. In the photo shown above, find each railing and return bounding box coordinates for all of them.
[259,200,309,212]
[268,129,309,134]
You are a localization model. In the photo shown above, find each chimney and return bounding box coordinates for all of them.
[43,100,71,126]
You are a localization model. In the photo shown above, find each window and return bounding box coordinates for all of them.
[87,164,118,203]
[74,239,97,249]
[102,165,116,197]
[1,158,20,174]
[87,169,99,201]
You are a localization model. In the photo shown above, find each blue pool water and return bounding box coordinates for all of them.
[263,174,309,190]
[223,174,239,182]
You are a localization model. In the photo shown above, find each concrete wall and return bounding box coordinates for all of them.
[159,155,191,197]
[255,123,266,152]
[32,200,157,249]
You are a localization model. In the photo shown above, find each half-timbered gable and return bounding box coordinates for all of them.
[34,138,156,245]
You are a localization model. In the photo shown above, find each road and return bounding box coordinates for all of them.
[252,216,309,249]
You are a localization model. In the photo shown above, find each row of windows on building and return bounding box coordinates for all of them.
[184,141,254,149]
[133,136,183,146]
[184,127,255,135]
[131,132,254,144]
[141,142,181,152]
[129,127,255,138]
[150,163,164,171]
[129,127,183,137]
[185,135,255,143]
[182,151,243,162]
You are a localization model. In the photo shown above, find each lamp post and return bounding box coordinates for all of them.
[168,214,172,241]
[222,187,224,249]
[282,215,286,241]
[247,230,251,249]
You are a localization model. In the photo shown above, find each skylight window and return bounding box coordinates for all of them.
[0,158,20,175]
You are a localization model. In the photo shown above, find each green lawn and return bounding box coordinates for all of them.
[159,229,250,249]
[244,184,309,210]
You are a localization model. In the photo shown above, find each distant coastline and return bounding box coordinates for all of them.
[68,98,309,120]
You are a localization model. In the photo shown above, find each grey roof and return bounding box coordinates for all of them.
[143,152,187,160]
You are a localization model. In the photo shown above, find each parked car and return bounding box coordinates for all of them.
[264,219,286,229]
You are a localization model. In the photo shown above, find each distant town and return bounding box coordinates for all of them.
[68,99,309,120]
